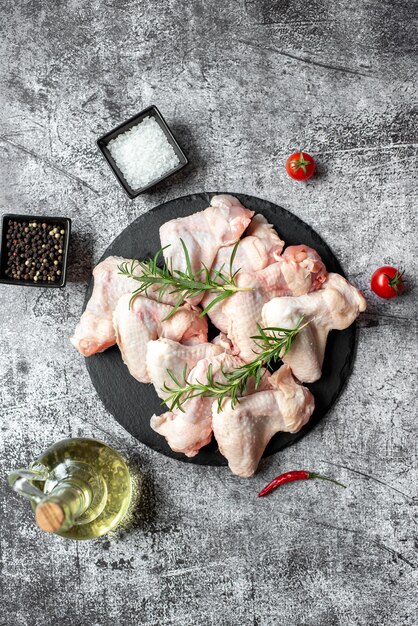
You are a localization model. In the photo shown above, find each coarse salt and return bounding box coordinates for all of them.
[107,116,180,190]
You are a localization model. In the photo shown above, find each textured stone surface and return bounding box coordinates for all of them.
[0,1,417,625]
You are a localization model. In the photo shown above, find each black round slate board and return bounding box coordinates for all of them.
[84,193,357,466]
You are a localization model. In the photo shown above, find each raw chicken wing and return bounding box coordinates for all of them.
[150,352,270,458]
[225,245,327,361]
[71,255,176,357]
[146,338,223,400]
[262,273,367,382]
[159,195,254,290]
[113,294,207,383]
[70,256,142,356]
[212,365,314,477]
[245,214,285,264]
[201,214,285,332]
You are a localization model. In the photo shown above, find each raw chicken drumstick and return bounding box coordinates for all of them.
[262,273,367,383]
[159,195,254,302]
[212,365,315,477]
[113,294,208,383]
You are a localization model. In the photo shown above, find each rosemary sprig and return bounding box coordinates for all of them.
[118,239,251,320]
[163,317,306,413]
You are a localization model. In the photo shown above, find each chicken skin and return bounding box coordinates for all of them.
[150,352,271,458]
[159,195,254,303]
[262,273,367,382]
[70,255,176,357]
[201,214,285,332]
[224,245,327,362]
[212,365,314,477]
[113,294,208,383]
[146,338,223,401]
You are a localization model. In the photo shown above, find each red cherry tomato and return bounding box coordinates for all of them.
[370,266,404,299]
[285,151,315,181]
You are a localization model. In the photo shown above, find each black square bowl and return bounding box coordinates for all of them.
[97,105,189,199]
[0,214,71,288]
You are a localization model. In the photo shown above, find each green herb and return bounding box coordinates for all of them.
[118,240,251,320]
[163,317,306,412]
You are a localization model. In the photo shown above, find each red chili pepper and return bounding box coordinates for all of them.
[258,470,346,497]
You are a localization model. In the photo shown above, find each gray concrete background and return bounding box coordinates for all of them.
[1,1,417,625]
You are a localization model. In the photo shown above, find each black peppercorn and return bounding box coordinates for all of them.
[4,218,65,285]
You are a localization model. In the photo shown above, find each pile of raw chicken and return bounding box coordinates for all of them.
[71,195,366,477]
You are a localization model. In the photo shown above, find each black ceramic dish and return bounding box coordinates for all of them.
[97,105,188,199]
[0,214,71,288]
[84,193,358,467]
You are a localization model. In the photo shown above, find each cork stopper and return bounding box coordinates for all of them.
[35,501,65,533]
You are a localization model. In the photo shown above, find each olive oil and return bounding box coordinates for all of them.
[9,438,132,540]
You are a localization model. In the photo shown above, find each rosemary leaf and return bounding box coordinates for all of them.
[162,317,306,412]
[118,239,253,319]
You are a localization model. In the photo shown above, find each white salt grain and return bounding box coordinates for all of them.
[107,116,180,190]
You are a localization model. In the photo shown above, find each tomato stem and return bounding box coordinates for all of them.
[384,270,404,294]
[290,152,311,175]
